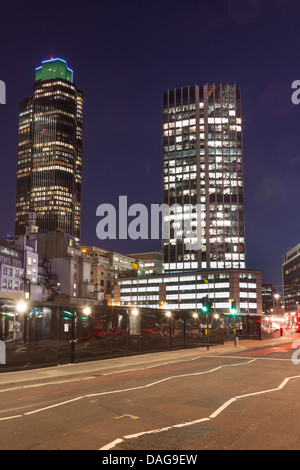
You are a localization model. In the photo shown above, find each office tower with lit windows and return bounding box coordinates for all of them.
[282,243,300,312]
[162,84,246,272]
[15,58,83,242]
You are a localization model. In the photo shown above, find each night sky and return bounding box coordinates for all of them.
[0,0,299,292]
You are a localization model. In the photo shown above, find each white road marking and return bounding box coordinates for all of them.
[0,356,206,393]
[98,355,207,376]
[23,396,85,415]
[207,354,292,361]
[124,418,211,441]
[0,377,93,394]
[100,438,124,451]
[0,357,254,422]
[86,360,256,399]
[209,398,237,418]
[1,352,298,451]
[0,414,22,421]
[208,374,300,421]
[99,364,300,450]
[0,349,292,395]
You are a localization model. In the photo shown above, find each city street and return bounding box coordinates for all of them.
[1,0,300,456]
[1,335,300,450]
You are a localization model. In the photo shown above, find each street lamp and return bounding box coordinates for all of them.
[16,301,27,344]
[16,301,27,313]
[132,308,139,316]
[83,307,91,316]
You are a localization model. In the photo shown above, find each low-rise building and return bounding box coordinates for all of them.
[126,251,162,275]
[36,232,95,304]
[80,246,146,304]
[2,214,43,301]
[114,268,263,315]
[0,244,24,299]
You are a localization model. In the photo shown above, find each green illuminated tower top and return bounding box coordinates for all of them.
[15,57,83,242]
[35,58,73,82]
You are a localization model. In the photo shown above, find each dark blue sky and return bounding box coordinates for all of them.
[0,0,299,292]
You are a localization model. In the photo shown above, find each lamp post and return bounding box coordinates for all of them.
[202,303,210,351]
[24,278,31,300]
[274,293,280,315]
[17,301,27,343]
[130,308,140,340]
[165,311,172,350]
[70,310,77,364]
[70,306,92,363]
[229,298,238,346]
[204,279,210,351]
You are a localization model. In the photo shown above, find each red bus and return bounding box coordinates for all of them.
[294,312,300,332]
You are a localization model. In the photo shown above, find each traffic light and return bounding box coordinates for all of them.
[231,299,237,314]
[201,297,211,313]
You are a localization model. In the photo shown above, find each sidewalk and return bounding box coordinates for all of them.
[0,332,298,390]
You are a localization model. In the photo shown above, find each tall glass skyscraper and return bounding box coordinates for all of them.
[15,58,83,242]
[162,84,246,272]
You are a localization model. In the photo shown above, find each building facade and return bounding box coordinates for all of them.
[36,232,94,303]
[162,84,245,273]
[126,251,162,275]
[0,227,97,304]
[15,58,83,242]
[0,244,24,298]
[114,269,262,316]
[0,216,43,301]
[283,243,300,312]
[80,246,146,304]
[80,246,115,304]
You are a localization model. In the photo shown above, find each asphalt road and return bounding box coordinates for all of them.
[1,335,300,451]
